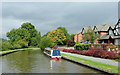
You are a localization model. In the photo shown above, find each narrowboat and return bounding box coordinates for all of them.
[44,48,61,59]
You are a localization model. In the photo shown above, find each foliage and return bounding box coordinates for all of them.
[67,40,75,47]
[62,48,120,60]
[39,37,56,50]
[57,27,71,44]
[15,39,28,48]
[82,27,99,44]
[47,29,66,45]
[74,43,91,50]
[57,27,68,36]
[6,22,41,48]
[70,34,75,40]
[2,41,13,51]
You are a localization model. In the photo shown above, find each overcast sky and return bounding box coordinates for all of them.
[2,2,119,39]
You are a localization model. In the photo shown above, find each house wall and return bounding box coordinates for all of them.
[74,34,78,42]
[114,39,120,45]
[74,33,82,42]
[100,32,107,37]
[95,32,108,44]
[78,33,82,42]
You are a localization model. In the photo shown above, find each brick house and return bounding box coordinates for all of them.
[93,24,112,44]
[99,19,120,45]
[74,26,92,42]
[74,19,120,45]
[74,31,82,42]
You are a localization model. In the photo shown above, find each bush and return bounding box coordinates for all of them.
[40,37,56,50]
[74,43,91,50]
[67,40,75,47]
[62,48,119,60]
[2,41,14,51]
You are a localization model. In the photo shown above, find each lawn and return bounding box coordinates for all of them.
[61,53,120,74]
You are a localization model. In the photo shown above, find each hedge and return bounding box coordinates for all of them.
[74,43,91,50]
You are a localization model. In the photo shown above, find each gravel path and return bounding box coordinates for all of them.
[61,52,120,67]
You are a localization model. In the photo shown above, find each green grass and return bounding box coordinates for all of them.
[61,53,120,74]
[0,48,40,55]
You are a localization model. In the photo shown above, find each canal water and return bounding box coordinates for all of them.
[1,50,106,73]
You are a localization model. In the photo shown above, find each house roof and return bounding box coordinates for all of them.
[94,24,115,32]
[82,26,92,33]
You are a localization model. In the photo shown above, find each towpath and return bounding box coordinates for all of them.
[61,52,120,67]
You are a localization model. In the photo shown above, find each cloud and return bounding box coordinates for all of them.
[2,2,118,39]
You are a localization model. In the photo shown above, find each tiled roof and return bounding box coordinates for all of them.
[82,26,92,33]
[94,24,115,32]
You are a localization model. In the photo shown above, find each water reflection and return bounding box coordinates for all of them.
[1,50,107,74]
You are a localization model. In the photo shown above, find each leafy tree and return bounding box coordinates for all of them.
[6,22,41,48]
[30,37,38,46]
[82,27,99,44]
[57,27,68,36]
[47,29,66,45]
[16,39,28,48]
[39,37,56,50]
[57,27,70,44]
[70,34,75,40]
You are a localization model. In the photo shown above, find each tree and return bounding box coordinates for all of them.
[82,27,99,44]
[70,34,75,40]
[57,27,68,36]
[47,29,66,45]
[6,22,41,47]
[57,27,70,44]
[39,37,56,50]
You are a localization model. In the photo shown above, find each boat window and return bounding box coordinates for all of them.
[52,50,61,56]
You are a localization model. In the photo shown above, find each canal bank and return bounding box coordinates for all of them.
[61,52,120,74]
[0,48,40,56]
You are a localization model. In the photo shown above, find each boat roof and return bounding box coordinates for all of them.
[45,48,53,50]
[45,48,60,51]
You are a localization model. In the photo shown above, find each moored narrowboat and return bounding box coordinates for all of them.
[44,48,61,59]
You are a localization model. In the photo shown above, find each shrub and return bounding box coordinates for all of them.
[104,52,116,59]
[67,40,75,47]
[2,41,14,51]
[74,43,91,50]
[62,48,119,60]
[93,49,106,58]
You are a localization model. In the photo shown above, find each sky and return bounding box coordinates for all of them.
[1,2,119,39]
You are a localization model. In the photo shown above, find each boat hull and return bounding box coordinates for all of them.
[44,52,61,59]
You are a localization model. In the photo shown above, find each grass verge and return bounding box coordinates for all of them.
[0,48,40,55]
[61,53,119,74]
